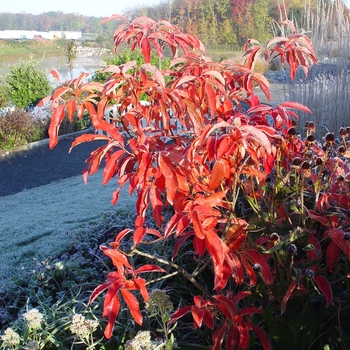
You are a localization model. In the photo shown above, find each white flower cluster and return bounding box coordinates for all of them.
[70,314,99,341]
[0,327,21,347]
[125,331,153,350]
[23,308,44,330]
[26,340,40,349]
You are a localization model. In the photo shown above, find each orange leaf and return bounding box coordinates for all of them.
[209,159,230,191]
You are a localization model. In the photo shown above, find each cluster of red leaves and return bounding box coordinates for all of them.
[41,15,350,349]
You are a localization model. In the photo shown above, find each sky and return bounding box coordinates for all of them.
[1,0,349,19]
[0,0,161,18]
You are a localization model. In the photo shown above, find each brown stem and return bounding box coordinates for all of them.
[133,249,214,300]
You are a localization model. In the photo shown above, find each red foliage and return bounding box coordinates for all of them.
[42,14,350,349]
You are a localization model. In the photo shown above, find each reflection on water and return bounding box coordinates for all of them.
[0,56,107,83]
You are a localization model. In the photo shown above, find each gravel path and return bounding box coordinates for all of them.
[0,129,107,197]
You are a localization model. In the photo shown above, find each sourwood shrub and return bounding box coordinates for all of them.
[40,15,350,349]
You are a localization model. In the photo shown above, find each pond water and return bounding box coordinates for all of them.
[0,55,107,83]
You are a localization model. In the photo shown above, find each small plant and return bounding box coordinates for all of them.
[2,58,51,109]
[70,313,100,349]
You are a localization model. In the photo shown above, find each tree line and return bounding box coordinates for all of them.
[0,11,112,35]
[1,0,348,49]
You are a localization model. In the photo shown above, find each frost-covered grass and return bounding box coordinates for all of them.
[0,170,136,288]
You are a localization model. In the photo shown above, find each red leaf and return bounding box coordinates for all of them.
[327,228,350,259]
[191,210,206,239]
[135,265,167,274]
[243,249,272,285]
[103,150,125,186]
[214,295,236,321]
[112,228,133,247]
[326,240,340,272]
[250,324,271,350]
[241,255,257,286]
[308,210,331,229]
[134,277,149,302]
[82,169,88,185]
[281,281,297,314]
[67,99,76,122]
[192,306,204,328]
[314,275,333,307]
[158,155,177,205]
[101,246,132,269]
[279,101,312,114]
[203,309,214,329]
[238,324,250,350]
[226,324,240,350]
[212,321,227,350]
[120,289,143,325]
[103,290,120,339]
[231,291,251,306]
[172,231,194,259]
[141,38,151,63]
[70,134,110,149]
[50,68,61,82]
[149,186,163,227]
[169,306,192,324]
[209,159,230,191]
[134,227,147,245]
[111,188,120,206]
[48,104,66,149]
[205,82,217,117]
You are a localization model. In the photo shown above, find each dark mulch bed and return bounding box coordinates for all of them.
[0,130,106,197]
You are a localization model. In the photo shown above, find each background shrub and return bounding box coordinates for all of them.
[0,108,49,149]
[2,58,52,109]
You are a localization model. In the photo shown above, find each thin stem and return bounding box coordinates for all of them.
[133,249,214,300]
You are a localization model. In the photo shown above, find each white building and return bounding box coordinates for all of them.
[0,30,82,40]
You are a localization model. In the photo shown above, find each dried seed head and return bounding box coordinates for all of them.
[325,132,335,143]
[337,175,345,183]
[301,161,310,170]
[304,150,313,159]
[343,233,350,241]
[339,291,348,301]
[315,157,323,166]
[288,127,297,136]
[292,157,302,166]
[340,127,347,136]
[287,244,298,255]
[253,263,262,272]
[338,145,346,156]
[346,127,350,135]
[305,121,315,132]
[307,134,315,143]
[270,232,280,242]
[304,269,314,279]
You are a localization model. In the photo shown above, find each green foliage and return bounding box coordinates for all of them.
[2,59,52,109]
[93,48,171,83]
